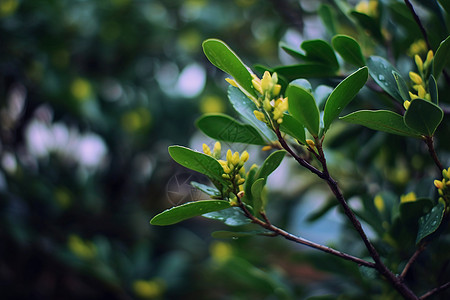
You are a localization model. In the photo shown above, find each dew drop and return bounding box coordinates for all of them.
[378,75,385,81]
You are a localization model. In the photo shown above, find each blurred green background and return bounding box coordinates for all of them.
[2,0,449,299]
[0,0,305,299]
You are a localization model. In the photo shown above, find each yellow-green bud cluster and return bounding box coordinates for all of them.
[355,0,378,18]
[434,167,450,206]
[404,50,434,110]
[251,71,288,125]
[203,142,250,197]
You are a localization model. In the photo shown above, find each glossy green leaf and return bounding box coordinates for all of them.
[319,4,337,36]
[399,198,434,224]
[203,207,251,226]
[416,202,445,244]
[228,86,277,141]
[280,42,306,61]
[301,39,339,70]
[168,146,226,184]
[341,110,421,137]
[428,75,438,104]
[150,200,231,225]
[367,56,403,103]
[272,63,337,81]
[392,71,410,101]
[433,35,450,79]
[196,113,266,145]
[251,178,265,214]
[287,85,320,136]
[350,11,382,41]
[202,39,257,98]
[404,99,443,136]
[211,230,273,239]
[332,35,365,67]
[256,150,286,182]
[279,114,307,144]
[323,67,368,133]
[243,165,258,206]
[190,181,221,198]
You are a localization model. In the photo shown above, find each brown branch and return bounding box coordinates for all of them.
[420,282,450,299]
[424,136,444,172]
[236,198,376,268]
[400,244,426,279]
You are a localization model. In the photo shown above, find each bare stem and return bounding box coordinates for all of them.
[400,245,426,279]
[236,199,376,268]
[420,282,450,299]
[424,136,444,172]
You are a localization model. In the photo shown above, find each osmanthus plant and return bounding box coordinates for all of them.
[150,32,450,299]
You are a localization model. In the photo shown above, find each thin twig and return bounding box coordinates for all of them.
[400,245,426,279]
[236,198,376,268]
[404,0,431,49]
[424,136,444,172]
[420,282,450,299]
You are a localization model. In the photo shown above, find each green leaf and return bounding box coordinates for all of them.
[168,146,226,184]
[243,165,259,205]
[287,84,320,136]
[150,200,231,226]
[433,35,450,79]
[428,75,438,105]
[202,39,257,98]
[203,207,251,226]
[190,181,221,198]
[367,56,403,103]
[272,63,337,81]
[279,114,307,144]
[323,67,368,133]
[332,35,365,67]
[404,99,444,136]
[416,202,445,244]
[251,178,266,214]
[350,11,382,41]
[392,71,410,101]
[301,39,339,70]
[256,150,286,182]
[319,4,337,36]
[399,198,434,225]
[211,230,273,239]
[196,113,266,145]
[340,110,421,137]
[228,86,277,141]
[279,42,306,61]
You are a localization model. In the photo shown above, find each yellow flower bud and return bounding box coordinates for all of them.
[237,191,245,198]
[417,85,426,98]
[403,100,411,110]
[213,142,221,158]
[273,84,281,96]
[254,110,266,122]
[226,149,232,163]
[400,192,417,203]
[203,144,211,156]
[232,151,240,166]
[434,179,444,190]
[409,91,418,100]
[252,78,263,95]
[240,151,249,163]
[424,93,431,101]
[262,145,272,151]
[263,98,272,111]
[261,71,272,93]
[237,178,245,185]
[225,78,238,87]
[425,50,434,67]
[409,71,423,85]
[414,55,423,72]
[306,139,315,149]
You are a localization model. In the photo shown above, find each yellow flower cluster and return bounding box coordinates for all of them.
[403,50,434,110]
[203,142,249,199]
[251,71,288,125]
[408,40,428,57]
[434,167,450,197]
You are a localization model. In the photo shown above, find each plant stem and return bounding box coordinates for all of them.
[404,0,431,50]
[420,282,450,299]
[236,199,376,268]
[424,136,444,172]
[278,134,419,299]
[400,245,426,279]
